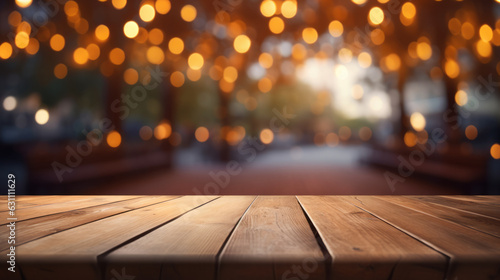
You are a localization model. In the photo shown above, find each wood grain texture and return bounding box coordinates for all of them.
[0,196,89,211]
[8,196,218,280]
[104,196,256,280]
[218,196,326,280]
[381,196,500,238]
[298,196,446,280]
[0,196,139,223]
[414,196,500,220]
[0,196,179,251]
[1,195,499,280]
[347,196,500,280]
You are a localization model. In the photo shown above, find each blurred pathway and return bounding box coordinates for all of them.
[83,145,462,195]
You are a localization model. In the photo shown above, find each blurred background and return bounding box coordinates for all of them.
[0,0,499,195]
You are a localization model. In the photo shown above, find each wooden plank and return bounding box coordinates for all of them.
[0,196,93,211]
[104,196,256,280]
[441,195,500,205]
[0,196,139,223]
[347,196,500,280]
[0,196,179,251]
[218,196,326,280]
[381,196,500,238]
[414,196,500,220]
[298,196,447,280]
[5,196,218,280]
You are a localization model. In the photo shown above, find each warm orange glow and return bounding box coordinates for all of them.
[219,79,234,93]
[455,90,468,106]
[195,126,209,142]
[86,43,100,60]
[73,47,89,65]
[258,77,273,93]
[444,59,460,79]
[269,17,285,34]
[155,0,171,14]
[146,46,165,64]
[188,53,204,70]
[154,122,172,140]
[415,44,431,61]
[223,66,238,83]
[260,128,274,144]
[368,7,384,25]
[281,1,297,18]
[0,43,13,59]
[50,34,65,51]
[476,40,492,58]
[123,21,139,38]
[139,4,156,22]
[124,68,139,85]
[109,48,125,65]
[448,18,461,35]
[461,22,474,40]
[170,71,185,87]
[25,38,39,55]
[54,63,68,79]
[8,11,22,27]
[401,2,416,19]
[168,37,184,54]
[358,52,372,68]
[16,0,32,8]
[148,28,164,45]
[260,0,276,17]
[112,0,126,10]
[64,1,79,17]
[106,131,122,148]
[404,131,417,147]
[234,35,251,53]
[352,0,367,5]
[187,68,201,82]
[302,27,318,44]
[383,53,401,72]
[328,20,343,37]
[479,24,493,42]
[370,29,385,45]
[338,48,353,63]
[180,5,197,22]
[15,32,29,49]
[465,125,478,140]
[410,112,426,131]
[259,53,274,69]
[292,43,307,60]
[95,25,110,41]
[491,144,500,159]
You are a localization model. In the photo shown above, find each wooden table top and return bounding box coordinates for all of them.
[1,195,499,280]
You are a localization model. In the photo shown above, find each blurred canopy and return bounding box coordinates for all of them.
[0,0,499,163]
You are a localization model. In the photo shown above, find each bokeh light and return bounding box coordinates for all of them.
[35,109,49,125]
